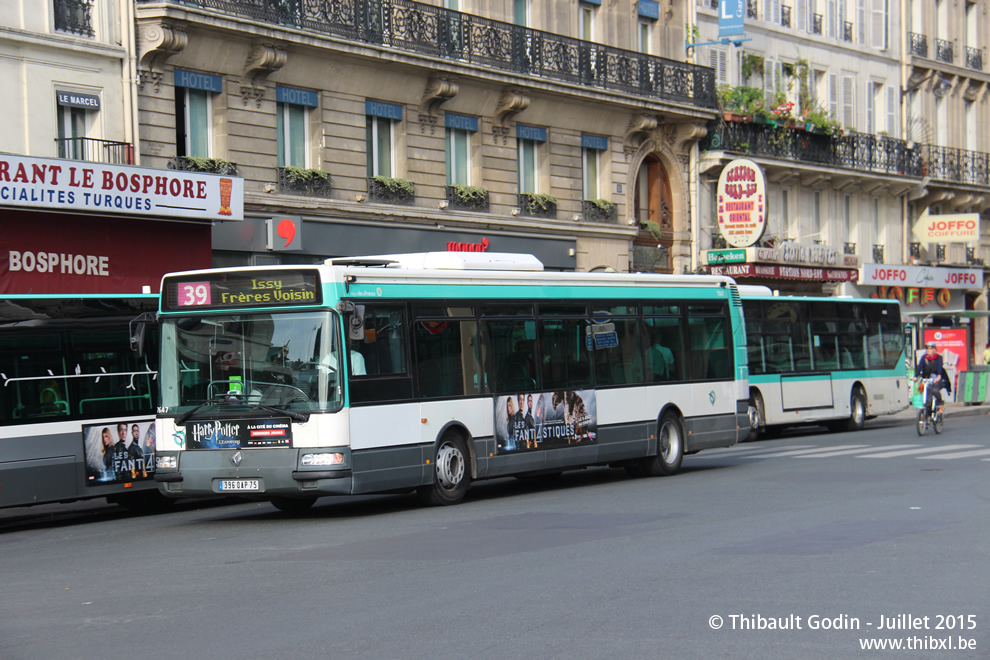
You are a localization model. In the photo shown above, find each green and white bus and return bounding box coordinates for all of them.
[741,288,907,437]
[153,253,748,511]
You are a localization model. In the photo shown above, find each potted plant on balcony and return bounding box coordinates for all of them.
[518,192,557,218]
[369,175,415,204]
[175,156,238,175]
[583,198,617,222]
[804,105,841,136]
[279,166,331,197]
[447,184,490,211]
[717,85,764,122]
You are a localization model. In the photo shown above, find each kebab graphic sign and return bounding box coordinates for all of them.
[717,158,767,248]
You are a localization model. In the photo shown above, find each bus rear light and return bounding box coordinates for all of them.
[301,452,344,466]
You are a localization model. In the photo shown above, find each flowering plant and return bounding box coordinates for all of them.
[771,100,795,122]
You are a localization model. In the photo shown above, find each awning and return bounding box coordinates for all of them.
[706,263,859,282]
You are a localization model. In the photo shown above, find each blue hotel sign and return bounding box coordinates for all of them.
[365,100,403,120]
[174,69,223,93]
[637,0,659,20]
[516,125,546,142]
[277,86,318,107]
[581,134,608,151]
[718,0,745,38]
[445,113,478,132]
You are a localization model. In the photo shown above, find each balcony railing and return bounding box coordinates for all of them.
[55,138,133,165]
[747,0,758,19]
[842,21,853,42]
[908,32,928,57]
[872,245,884,264]
[924,145,990,186]
[54,0,94,37]
[910,242,921,258]
[517,193,557,219]
[843,242,856,255]
[935,244,946,261]
[278,167,332,197]
[700,119,924,177]
[966,46,983,71]
[781,5,791,27]
[445,185,490,212]
[935,38,954,63]
[811,14,822,35]
[138,0,716,109]
[583,200,618,223]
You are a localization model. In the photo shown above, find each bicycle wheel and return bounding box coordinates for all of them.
[916,409,927,436]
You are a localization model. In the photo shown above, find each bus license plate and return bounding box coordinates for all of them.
[218,479,260,492]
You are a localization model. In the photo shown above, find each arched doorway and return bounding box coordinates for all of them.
[632,154,673,273]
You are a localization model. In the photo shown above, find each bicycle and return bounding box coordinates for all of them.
[912,377,944,436]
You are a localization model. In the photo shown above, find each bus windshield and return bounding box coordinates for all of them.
[160,311,342,413]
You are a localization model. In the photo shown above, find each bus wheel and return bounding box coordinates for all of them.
[639,412,685,477]
[418,433,471,506]
[271,496,317,513]
[746,393,766,441]
[844,389,867,432]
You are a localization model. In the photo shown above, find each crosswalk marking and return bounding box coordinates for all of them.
[856,444,979,458]
[748,444,868,458]
[795,444,921,458]
[920,448,990,460]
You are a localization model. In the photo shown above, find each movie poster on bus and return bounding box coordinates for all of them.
[185,418,292,449]
[494,390,597,454]
[82,420,156,486]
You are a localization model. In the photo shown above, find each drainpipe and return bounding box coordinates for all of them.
[122,0,141,163]
[690,141,699,274]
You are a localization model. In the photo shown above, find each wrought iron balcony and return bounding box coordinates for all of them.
[872,244,884,264]
[368,176,415,204]
[54,138,133,165]
[583,200,618,223]
[781,5,791,27]
[445,185,490,212]
[966,47,983,71]
[908,32,928,57]
[516,193,557,219]
[138,0,716,109]
[935,244,945,261]
[712,234,728,249]
[910,242,921,258]
[170,156,238,175]
[935,38,954,63]
[843,242,856,255]
[54,0,94,37]
[842,21,853,42]
[278,167,332,197]
[747,0,758,19]
[699,119,924,177]
[924,145,990,186]
[812,14,822,35]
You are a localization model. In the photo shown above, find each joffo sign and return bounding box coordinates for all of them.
[860,264,983,289]
[716,159,766,248]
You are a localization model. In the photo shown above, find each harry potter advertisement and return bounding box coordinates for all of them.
[83,420,156,486]
[495,390,597,454]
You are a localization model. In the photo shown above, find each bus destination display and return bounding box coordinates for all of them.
[164,270,321,311]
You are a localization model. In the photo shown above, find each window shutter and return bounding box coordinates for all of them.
[710,48,728,85]
[842,74,855,129]
[870,0,886,49]
[865,82,874,133]
[797,0,808,30]
[765,59,780,106]
[828,72,839,121]
[857,0,866,44]
[886,85,897,135]
[827,0,837,38]
[769,0,781,23]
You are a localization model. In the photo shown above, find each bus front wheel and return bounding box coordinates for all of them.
[638,412,684,477]
[418,433,471,506]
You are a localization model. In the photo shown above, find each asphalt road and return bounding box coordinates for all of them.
[1,410,988,660]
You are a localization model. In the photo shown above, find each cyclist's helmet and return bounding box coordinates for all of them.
[925,341,938,349]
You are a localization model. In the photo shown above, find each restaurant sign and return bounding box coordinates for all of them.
[0,153,244,221]
[716,159,766,248]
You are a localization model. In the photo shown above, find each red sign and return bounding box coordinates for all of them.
[1,210,211,295]
[707,263,858,281]
[447,237,489,252]
[924,327,968,382]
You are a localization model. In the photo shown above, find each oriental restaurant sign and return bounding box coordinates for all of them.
[704,243,859,269]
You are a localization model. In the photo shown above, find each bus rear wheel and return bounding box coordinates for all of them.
[271,496,317,513]
[418,433,471,506]
[638,412,684,477]
[746,392,766,441]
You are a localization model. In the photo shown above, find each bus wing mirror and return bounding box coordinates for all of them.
[129,311,157,355]
[336,301,366,341]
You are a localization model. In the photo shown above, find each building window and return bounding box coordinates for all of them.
[445,113,478,186]
[639,21,651,54]
[581,134,608,200]
[174,70,223,159]
[367,116,394,177]
[812,190,822,239]
[872,197,880,244]
[709,48,728,86]
[781,188,791,238]
[843,193,852,238]
[56,105,87,160]
[514,0,529,26]
[277,103,307,168]
[54,0,94,37]
[518,139,538,193]
[580,2,596,41]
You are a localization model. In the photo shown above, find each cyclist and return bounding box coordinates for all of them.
[913,341,951,416]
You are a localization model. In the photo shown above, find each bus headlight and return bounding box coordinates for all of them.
[300,452,344,466]
[157,455,177,469]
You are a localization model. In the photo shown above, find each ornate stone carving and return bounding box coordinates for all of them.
[137,23,188,93]
[418,75,458,134]
[623,114,658,155]
[493,88,530,143]
[241,43,287,107]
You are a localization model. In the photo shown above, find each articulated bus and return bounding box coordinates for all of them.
[0,295,165,510]
[741,288,907,437]
[153,253,748,511]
